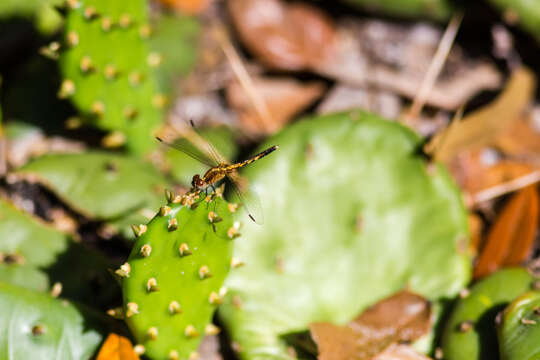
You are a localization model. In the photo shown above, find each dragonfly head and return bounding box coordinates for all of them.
[191,174,206,189]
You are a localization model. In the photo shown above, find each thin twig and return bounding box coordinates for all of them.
[469,169,540,205]
[212,24,274,133]
[404,12,464,124]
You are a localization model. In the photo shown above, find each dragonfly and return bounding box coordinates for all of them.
[156,124,278,224]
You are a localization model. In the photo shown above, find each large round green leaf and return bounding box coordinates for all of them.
[0,282,103,359]
[219,111,471,359]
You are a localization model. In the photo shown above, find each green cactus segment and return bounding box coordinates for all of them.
[0,282,103,359]
[60,0,163,153]
[0,0,63,34]
[149,14,199,93]
[219,111,470,359]
[442,268,537,360]
[122,191,235,359]
[0,263,49,292]
[488,0,540,42]
[343,0,453,20]
[16,152,168,222]
[164,126,238,186]
[0,197,68,267]
[498,291,540,360]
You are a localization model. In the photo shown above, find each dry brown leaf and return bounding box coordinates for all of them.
[96,333,139,360]
[468,213,483,256]
[432,67,535,163]
[373,344,432,360]
[449,149,536,195]
[226,76,325,135]
[313,20,501,110]
[494,116,540,157]
[158,0,211,14]
[310,290,431,360]
[227,0,336,71]
[198,335,223,360]
[473,185,539,279]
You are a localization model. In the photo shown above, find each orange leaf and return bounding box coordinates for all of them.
[226,76,325,135]
[227,0,336,71]
[449,149,534,194]
[473,185,539,279]
[310,291,431,360]
[432,67,536,163]
[96,333,139,360]
[158,0,210,14]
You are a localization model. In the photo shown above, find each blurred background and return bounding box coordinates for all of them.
[2,0,540,359]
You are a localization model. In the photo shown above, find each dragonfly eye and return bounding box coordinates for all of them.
[192,175,204,189]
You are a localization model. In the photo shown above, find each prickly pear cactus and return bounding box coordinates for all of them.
[498,291,540,360]
[219,111,471,359]
[0,0,63,34]
[343,0,453,20]
[488,0,540,43]
[15,152,168,237]
[0,197,119,306]
[442,268,537,360]
[59,0,163,153]
[121,189,237,359]
[0,282,103,359]
[0,197,68,268]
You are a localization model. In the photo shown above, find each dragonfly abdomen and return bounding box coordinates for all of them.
[229,145,279,170]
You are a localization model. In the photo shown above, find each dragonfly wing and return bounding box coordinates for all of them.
[226,172,264,225]
[156,137,217,167]
[188,121,229,165]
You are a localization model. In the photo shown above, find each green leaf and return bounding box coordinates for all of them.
[0,263,49,292]
[219,111,471,359]
[0,197,68,267]
[0,282,103,359]
[16,152,168,220]
[442,268,536,360]
[498,291,540,360]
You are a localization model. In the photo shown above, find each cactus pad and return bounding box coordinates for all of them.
[218,111,470,359]
[0,282,103,359]
[442,268,537,360]
[15,152,168,234]
[488,0,540,43]
[122,189,236,359]
[0,197,68,268]
[498,291,540,360]
[60,0,163,153]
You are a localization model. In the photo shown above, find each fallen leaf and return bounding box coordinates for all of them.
[473,185,539,279]
[158,0,211,14]
[494,115,540,157]
[449,149,535,195]
[96,333,139,360]
[313,20,501,110]
[373,344,432,360]
[198,335,223,360]
[227,0,336,70]
[432,67,535,163]
[468,213,483,255]
[226,76,325,135]
[310,290,431,360]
